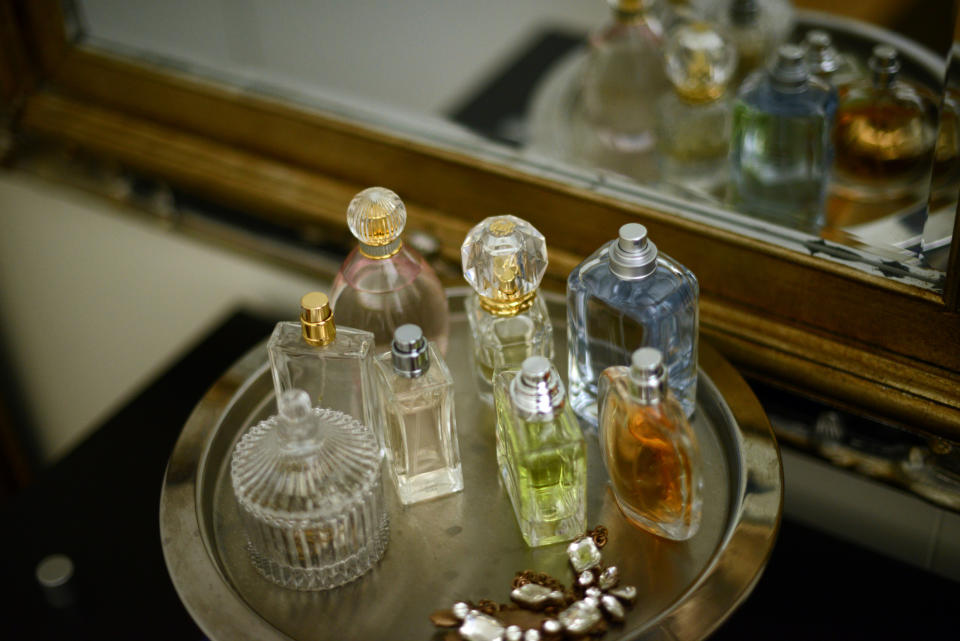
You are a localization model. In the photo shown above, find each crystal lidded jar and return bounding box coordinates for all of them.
[567,223,699,428]
[461,215,553,404]
[373,324,463,505]
[267,292,375,427]
[494,357,587,547]
[331,187,450,354]
[230,389,388,590]
[598,348,702,540]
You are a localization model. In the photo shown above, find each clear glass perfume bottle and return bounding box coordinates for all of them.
[803,30,861,93]
[717,0,783,82]
[567,223,698,427]
[330,186,450,354]
[231,389,388,590]
[731,44,836,232]
[598,348,702,540]
[656,20,737,193]
[373,324,463,505]
[831,45,938,204]
[575,0,670,181]
[494,357,587,547]
[267,292,375,427]
[461,215,553,404]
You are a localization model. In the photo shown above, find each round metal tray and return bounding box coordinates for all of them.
[160,288,782,640]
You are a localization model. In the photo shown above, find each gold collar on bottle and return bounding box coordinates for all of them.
[478,290,537,316]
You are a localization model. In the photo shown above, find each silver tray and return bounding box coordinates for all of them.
[160,288,782,641]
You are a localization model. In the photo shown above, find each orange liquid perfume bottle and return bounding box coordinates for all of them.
[598,347,702,540]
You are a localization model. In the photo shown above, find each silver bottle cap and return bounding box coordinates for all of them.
[869,45,900,86]
[509,356,566,420]
[629,348,667,404]
[392,324,430,378]
[609,223,658,280]
[805,30,840,75]
[771,45,810,90]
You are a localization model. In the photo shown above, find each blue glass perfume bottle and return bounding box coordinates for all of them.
[731,44,837,232]
[567,223,698,428]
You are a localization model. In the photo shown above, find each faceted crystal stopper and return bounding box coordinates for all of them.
[347,187,407,257]
[664,21,736,102]
[461,215,548,315]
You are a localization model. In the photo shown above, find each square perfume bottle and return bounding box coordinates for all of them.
[267,292,376,427]
[373,324,463,505]
[494,357,586,547]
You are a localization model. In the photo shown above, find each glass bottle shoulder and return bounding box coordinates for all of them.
[737,73,835,116]
[374,344,452,397]
[600,367,689,427]
[334,244,427,294]
[268,321,374,359]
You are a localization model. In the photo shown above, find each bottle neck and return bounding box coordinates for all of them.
[358,237,403,259]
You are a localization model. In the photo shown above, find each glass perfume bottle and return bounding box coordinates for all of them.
[576,0,670,181]
[461,215,553,404]
[494,357,587,547]
[267,291,375,427]
[831,45,938,204]
[731,44,836,232]
[598,348,702,540]
[803,30,861,93]
[656,20,737,193]
[717,0,783,82]
[231,389,388,590]
[567,223,698,427]
[330,186,450,354]
[373,324,463,505]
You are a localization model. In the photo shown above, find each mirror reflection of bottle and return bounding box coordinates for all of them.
[731,44,836,232]
[718,0,782,82]
[803,30,861,94]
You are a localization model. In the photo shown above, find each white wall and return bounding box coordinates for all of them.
[0,172,325,463]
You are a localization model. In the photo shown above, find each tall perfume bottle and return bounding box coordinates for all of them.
[461,215,553,404]
[330,186,450,354]
[731,44,836,232]
[231,389,388,590]
[567,223,698,426]
[656,20,737,193]
[831,45,938,205]
[598,348,702,540]
[494,357,587,547]
[803,30,860,92]
[576,0,671,181]
[373,324,463,505]
[267,292,375,426]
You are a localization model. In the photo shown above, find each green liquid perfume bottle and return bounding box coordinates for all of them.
[494,356,587,547]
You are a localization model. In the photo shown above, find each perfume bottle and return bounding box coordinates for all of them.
[461,215,553,404]
[656,20,737,193]
[717,0,783,81]
[567,223,698,427]
[231,389,388,590]
[831,45,938,204]
[494,357,587,547]
[267,292,375,427]
[803,30,861,93]
[598,348,702,540]
[373,324,463,505]
[576,0,671,181]
[731,44,836,232]
[330,186,450,354]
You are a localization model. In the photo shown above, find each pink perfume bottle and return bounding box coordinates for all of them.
[330,187,450,354]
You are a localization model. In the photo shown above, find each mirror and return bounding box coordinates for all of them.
[68,0,956,289]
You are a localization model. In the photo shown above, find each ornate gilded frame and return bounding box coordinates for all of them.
[2,1,959,439]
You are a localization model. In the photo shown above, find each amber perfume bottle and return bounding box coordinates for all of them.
[331,187,450,353]
[598,348,702,540]
[461,215,552,404]
[831,45,938,205]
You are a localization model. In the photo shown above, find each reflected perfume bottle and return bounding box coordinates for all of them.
[598,348,702,540]
[461,215,553,404]
[576,0,670,181]
[731,44,836,232]
[494,357,587,547]
[231,389,388,590]
[267,292,375,427]
[330,187,450,354]
[373,324,463,505]
[831,45,938,205]
[656,20,737,193]
[803,30,861,93]
[718,0,782,81]
[567,223,698,427]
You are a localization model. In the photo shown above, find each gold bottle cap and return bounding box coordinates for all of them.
[299,292,336,346]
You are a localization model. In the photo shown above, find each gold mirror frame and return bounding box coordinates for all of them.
[2,0,958,440]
